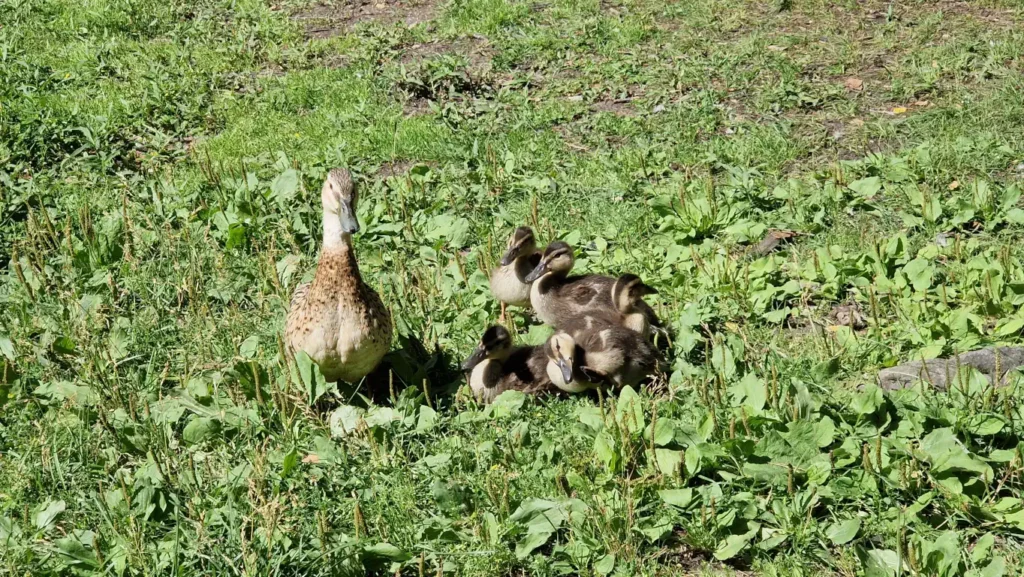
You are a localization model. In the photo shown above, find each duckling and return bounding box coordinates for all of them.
[523,241,616,328]
[489,226,541,322]
[525,241,659,333]
[552,319,660,390]
[610,274,661,339]
[285,168,392,383]
[462,325,559,403]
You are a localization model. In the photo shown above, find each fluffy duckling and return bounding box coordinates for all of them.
[285,168,392,383]
[550,317,660,390]
[610,274,661,339]
[523,241,617,328]
[489,226,541,322]
[462,325,559,404]
[525,241,660,332]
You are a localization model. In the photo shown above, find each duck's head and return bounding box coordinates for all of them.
[499,226,537,267]
[462,325,513,371]
[612,274,658,312]
[524,241,574,282]
[322,168,360,235]
[545,332,576,384]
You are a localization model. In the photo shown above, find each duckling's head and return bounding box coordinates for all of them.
[612,274,658,312]
[499,227,538,267]
[321,168,360,234]
[545,332,576,384]
[524,241,574,282]
[462,325,513,371]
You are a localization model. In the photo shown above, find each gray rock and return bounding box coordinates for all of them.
[878,347,1024,391]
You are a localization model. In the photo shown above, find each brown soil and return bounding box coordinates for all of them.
[294,0,438,38]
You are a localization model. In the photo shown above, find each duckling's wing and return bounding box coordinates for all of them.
[558,275,614,307]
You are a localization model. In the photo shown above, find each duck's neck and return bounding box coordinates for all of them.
[319,217,361,285]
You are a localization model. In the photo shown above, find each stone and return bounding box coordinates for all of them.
[878,347,1024,391]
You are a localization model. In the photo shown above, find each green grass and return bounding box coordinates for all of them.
[4,0,1024,574]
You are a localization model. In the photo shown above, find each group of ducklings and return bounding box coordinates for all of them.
[283,168,661,404]
[465,227,662,403]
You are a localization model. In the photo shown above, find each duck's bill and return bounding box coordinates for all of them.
[523,261,548,283]
[462,346,487,371]
[499,245,520,267]
[340,201,360,234]
[637,283,658,296]
[556,358,573,384]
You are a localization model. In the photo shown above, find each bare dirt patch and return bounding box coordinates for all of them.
[294,0,438,38]
[398,36,494,72]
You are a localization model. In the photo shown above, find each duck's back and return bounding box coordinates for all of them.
[532,274,616,327]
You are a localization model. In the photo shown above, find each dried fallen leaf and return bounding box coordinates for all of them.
[850,118,865,127]
[948,180,960,190]
[913,100,930,107]
[844,77,864,91]
[302,454,321,464]
[767,45,785,51]
[892,106,908,114]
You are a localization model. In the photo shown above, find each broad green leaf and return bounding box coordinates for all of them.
[851,384,884,416]
[0,335,14,360]
[35,500,66,531]
[972,534,995,563]
[182,417,221,444]
[270,169,299,205]
[903,258,934,293]
[730,373,766,413]
[594,554,615,575]
[647,417,677,446]
[967,415,1005,436]
[919,428,993,478]
[659,489,693,508]
[489,390,525,418]
[849,176,882,197]
[239,336,259,359]
[862,549,900,577]
[713,523,759,560]
[329,405,364,437]
[616,386,645,435]
[826,518,860,545]
[363,543,412,562]
[981,557,1005,577]
[416,405,437,433]
[654,449,683,475]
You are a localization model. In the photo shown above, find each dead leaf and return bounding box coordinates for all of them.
[850,119,865,127]
[302,454,321,464]
[913,100,930,107]
[948,180,960,190]
[844,77,864,91]
[767,45,785,51]
[891,106,908,115]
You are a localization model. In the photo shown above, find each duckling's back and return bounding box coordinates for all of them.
[470,346,554,403]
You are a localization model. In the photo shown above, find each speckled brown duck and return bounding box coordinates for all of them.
[285,168,392,383]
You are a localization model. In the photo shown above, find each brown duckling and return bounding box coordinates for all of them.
[489,226,542,322]
[462,325,560,404]
[525,241,659,333]
[550,317,660,390]
[285,168,392,383]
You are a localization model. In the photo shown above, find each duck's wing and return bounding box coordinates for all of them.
[289,282,311,312]
[557,275,615,307]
